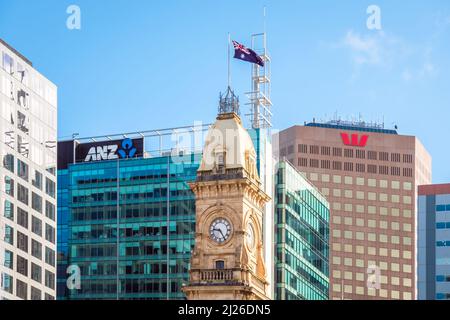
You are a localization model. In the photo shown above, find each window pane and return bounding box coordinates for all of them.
[17,135,29,158]
[4,225,14,245]
[30,287,41,300]
[44,293,54,300]
[45,247,55,267]
[17,231,28,253]
[17,207,28,229]
[4,250,13,269]
[31,192,42,213]
[45,178,55,198]
[215,260,225,269]
[31,216,42,236]
[2,52,14,74]
[16,279,27,299]
[17,159,29,181]
[45,224,55,244]
[31,263,42,283]
[4,176,14,196]
[17,111,30,134]
[45,270,55,289]
[17,183,29,205]
[31,239,42,259]
[45,201,55,221]
[1,273,13,294]
[4,200,14,221]
[3,153,14,173]
[32,170,43,190]
[16,255,28,276]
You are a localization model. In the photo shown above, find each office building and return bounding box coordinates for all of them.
[418,183,450,300]
[274,160,329,300]
[57,136,201,299]
[275,120,431,299]
[248,127,274,297]
[0,39,58,300]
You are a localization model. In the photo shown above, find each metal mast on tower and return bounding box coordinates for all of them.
[245,32,272,129]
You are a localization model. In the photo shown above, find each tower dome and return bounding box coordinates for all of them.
[199,112,258,179]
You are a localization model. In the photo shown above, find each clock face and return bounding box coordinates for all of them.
[209,218,232,243]
[246,223,255,249]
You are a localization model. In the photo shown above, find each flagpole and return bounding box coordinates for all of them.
[228,32,231,88]
[263,6,267,51]
[263,6,267,35]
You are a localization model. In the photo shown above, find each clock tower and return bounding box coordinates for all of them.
[182,87,271,300]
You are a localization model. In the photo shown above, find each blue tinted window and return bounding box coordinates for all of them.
[437,293,445,299]
[4,250,13,269]
[437,241,446,247]
[437,205,447,212]
[447,205,450,211]
[446,222,450,229]
[1,273,12,294]
[437,275,445,282]
[437,222,446,229]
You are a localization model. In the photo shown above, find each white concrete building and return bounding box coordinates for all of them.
[0,39,57,300]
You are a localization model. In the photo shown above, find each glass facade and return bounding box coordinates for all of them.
[275,161,330,300]
[57,153,200,299]
[248,127,275,298]
[1,39,57,300]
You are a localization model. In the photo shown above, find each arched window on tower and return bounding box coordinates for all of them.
[216,152,225,173]
[215,260,225,270]
[217,153,224,168]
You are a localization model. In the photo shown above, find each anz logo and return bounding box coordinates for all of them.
[84,138,137,162]
[118,138,137,158]
[340,132,369,147]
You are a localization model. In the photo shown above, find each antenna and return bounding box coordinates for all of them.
[245,6,272,129]
[263,5,267,35]
[227,33,231,88]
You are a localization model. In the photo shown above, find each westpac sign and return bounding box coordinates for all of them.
[340,132,369,147]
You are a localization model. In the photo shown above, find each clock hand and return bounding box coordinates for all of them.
[213,228,225,239]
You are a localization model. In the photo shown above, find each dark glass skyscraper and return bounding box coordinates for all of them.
[275,160,330,300]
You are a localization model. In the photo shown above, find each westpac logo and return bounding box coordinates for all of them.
[340,132,368,147]
[84,139,137,162]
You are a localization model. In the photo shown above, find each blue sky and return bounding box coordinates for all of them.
[0,0,449,183]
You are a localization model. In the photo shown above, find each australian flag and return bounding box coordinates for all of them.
[232,40,264,67]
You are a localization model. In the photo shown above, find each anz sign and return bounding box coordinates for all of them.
[84,145,119,161]
[78,138,143,163]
